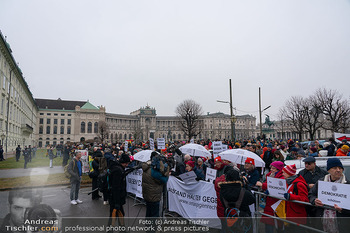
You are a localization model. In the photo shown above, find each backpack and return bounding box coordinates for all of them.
[64,159,75,179]
[98,169,110,192]
[222,188,252,233]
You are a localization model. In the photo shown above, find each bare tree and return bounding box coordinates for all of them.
[98,121,109,143]
[302,96,324,140]
[281,96,307,141]
[314,88,350,133]
[176,99,203,140]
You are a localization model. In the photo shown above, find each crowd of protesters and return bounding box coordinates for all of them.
[17,137,350,233]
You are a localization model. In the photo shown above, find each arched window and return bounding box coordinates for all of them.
[46,126,50,134]
[60,126,64,134]
[53,126,57,134]
[178,134,181,139]
[81,122,85,133]
[124,134,127,140]
[67,126,71,134]
[39,126,43,134]
[88,122,92,133]
[94,122,98,133]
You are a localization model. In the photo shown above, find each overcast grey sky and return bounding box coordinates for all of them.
[1,0,349,120]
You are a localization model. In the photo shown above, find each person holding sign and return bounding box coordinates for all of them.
[242,158,260,189]
[281,164,309,232]
[309,158,350,233]
[256,161,284,233]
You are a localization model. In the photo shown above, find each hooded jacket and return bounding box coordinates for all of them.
[219,181,255,217]
[285,174,309,224]
[142,160,169,203]
[109,160,127,208]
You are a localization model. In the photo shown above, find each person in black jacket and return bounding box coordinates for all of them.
[309,158,350,233]
[219,169,255,233]
[108,154,131,228]
[298,156,328,189]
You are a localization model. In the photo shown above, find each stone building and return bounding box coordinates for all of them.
[0,31,38,154]
[106,106,257,143]
[35,98,105,147]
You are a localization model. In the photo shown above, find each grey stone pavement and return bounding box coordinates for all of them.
[0,166,64,178]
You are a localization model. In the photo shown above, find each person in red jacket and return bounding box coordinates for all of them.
[256,161,284,233]
[282,164,309,233]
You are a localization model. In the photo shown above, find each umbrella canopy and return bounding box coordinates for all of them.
[218,149,265,167]
[179,143,211,159]
[133,150,153,162]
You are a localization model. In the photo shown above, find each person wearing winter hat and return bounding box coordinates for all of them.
[282,164,309,232]
[309,158,350,232]
[308,147,319,157]
[336,145,349,156]
[214,156,226,178]
[185,161,195,171]
[243,158,260,188]
[299,157,327,189]
[256,161,285,233]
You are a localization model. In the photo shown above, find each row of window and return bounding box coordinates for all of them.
[81,122,98,134]
[39,126,71,135]
[39,113,72,116]
[39,118,71,125]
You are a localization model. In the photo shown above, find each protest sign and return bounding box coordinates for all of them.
[179,171,197,184]
[77,150,89,173]
[318,181,350,210]
[126,168,143,198]
[190,138,194,144]
[212,141,223,158]
[334,132,350,143]
[149,138,154,150]
[267,177,287,199]
[167,176,221,228]
[222,144,228,151]
[205,168,217,183]
[157,138,165,150]
[124,141,128,152]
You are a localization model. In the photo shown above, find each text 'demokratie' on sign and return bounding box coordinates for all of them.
[318,181,350,210]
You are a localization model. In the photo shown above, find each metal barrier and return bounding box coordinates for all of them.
[254,191,336,233]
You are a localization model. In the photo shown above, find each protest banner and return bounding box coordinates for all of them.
[126,168,143,198]
[212,141,223,158]
[334,132,350,143]
[167,176,221,228]
[157,138,165,150]
[267,177,287,199]
[179,171,197,184]
[318,181,350,210]
[77,150,89,173]
[205,168,217,183]
[149,138,154,150]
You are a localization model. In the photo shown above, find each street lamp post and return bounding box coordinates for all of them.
[217,100,236,141]
[1,134,5,146]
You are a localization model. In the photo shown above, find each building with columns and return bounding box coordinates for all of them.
[0,31,37,154]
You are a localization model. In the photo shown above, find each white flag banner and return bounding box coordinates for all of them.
[157,138,166,150]
[149,138,154,150]
[318,181,350,210]
[334,132,350,143]
[77,150,89,173]
[212,141,223,158]
[167,176,221,229]
[126,168,143,198]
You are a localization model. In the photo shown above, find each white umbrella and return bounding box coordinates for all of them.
[179,143,211,159]
[133,150,153,162]
[218,149,265,168]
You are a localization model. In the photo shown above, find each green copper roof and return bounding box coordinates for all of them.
[81,102,99,110]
